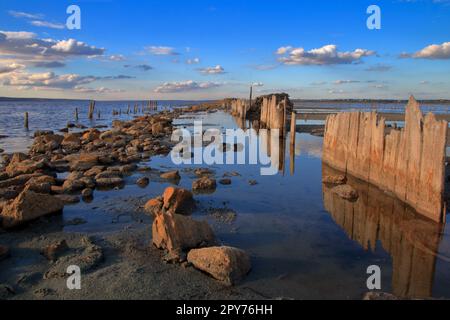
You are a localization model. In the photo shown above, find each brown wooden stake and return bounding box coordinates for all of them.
[290,111,296,146]
[24,112,29,129]
[75,108,78,121]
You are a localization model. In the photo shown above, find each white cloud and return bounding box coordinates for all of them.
[277,44,375,65]
[252,82,264,87]
[50,39,104,56]
[333,80,360,85]
[154,80,223,93]
[0,63,25,74]
[146,46,178,55]
[198,65,225,74]
[30,20,65,30]
[186,57,200,64]
[275,46,292,55]
[412,42,450,59]
[0,31,36,40]
[109,54,125,61]
[8,10,43,19]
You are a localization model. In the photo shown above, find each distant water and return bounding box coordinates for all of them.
[0,99,201,153]
[294,100,450,114]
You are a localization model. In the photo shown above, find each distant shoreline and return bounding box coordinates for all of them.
[1,96,450,105]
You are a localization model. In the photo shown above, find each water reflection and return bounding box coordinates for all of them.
[322,164,444,298]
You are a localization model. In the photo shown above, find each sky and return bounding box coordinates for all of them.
[0,0,449,100]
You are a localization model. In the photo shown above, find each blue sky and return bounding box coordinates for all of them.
[0,0,449,100]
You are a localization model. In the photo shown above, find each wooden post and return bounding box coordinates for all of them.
[249,86,253,110]
[88,101,95,120]
[24,112,29,129]
[97,110,101,119]
[290,111,296,146]
[75,108,79,121]
[283,97,287,136]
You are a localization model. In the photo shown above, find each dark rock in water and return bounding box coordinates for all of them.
[219,178,231,185]
[81,188,93,198]
[136,177,149,187]
[0,148,4,153]
[41,240,68,261]
[248,179,258,186]
[59,128,69,133]
[64,217,87,226]
[194,168,214,176]
[0,135,9,139]
[95,177,124,188]
[0,245,10,261]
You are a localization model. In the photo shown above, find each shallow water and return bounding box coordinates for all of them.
[1,103,450,299]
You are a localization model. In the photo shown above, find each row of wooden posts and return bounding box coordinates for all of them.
[24,100,160,129]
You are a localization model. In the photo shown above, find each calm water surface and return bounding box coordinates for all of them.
[1,100,450,299]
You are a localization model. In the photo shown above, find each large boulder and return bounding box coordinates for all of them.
[0,190,64,228]
[70,153,99,171]
[162,187,195,215]
[152,211,216,255]
[192,176,217,193]
[187,246,251,286]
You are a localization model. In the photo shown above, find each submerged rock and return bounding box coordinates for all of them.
[192,176,217,193]
[331,184,358,201]
[160,170,180,180]
[136,177,149,187]
[0,190,64,228]
[95,177,124,188]
[219,178,231,185]
[322,174,346,185]
[152,211,216,257]
[187,246,251,286]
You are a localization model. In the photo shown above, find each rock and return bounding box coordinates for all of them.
[81,188,93,198]
[152,211,216,256]
[0,186,21,201]
[55,194,80,204]
[331,184,358,201]
[187,246,251,286]
[64,217,87,226]
[144,196,163,216]
[95,177,124,188]
[62,179,85,193]
[136,177,149,187]
[194,168,214,176]
[84,166,105,177]
[70,153,99,171]
[219,178,231,185]
[33,288,55,298]
[0,284,15,299]
[34,130,54,137]
[322,174,346,185]
[42,240,68,261]
[362,292,400,300]
[6,158,48,177]
[61,133,81,151]
[151,122,165,135]
[0,173,41,188]
[162,187,195,215]
[81,129,100,142]
[248,179,258,186]
[160,170,180,180]
[0,190,64,228]
[192,176,217,193]
[0,245,10,261]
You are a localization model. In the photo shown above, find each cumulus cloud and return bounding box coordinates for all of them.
[0,63,25,74]
[146,46,178,55]
[198,65,225,75]
[30,20,65,30]
[252,82,264,87]
[276,44,375,65]
[411,42,450,59]
[186,57,200,64]
[0,31,105,63]
[154,80,223,93]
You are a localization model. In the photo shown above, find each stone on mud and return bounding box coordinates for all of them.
[152,211,216,256]
[0,190,64,228]
[42,240,68,261]
[187,246,251,286]
[192,176,217,192]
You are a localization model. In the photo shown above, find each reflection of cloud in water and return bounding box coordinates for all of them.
[295,135,323,158]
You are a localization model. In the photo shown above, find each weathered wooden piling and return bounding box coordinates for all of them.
[75,108,78,121]
[322,96,448,223]
[290,111,296,145]
[88,101,95,120]
[24,112,29,129]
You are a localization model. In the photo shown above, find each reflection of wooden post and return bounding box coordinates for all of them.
[97,110,100,119]
[283,97,287,136]
[24,112,29,129]
[290,111,296,146]
[75,108,78,121]
[290,143,295,176]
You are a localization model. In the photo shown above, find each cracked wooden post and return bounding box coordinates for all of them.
[24,112,29,129]
[290,111,296,146]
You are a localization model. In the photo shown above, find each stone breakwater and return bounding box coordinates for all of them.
[323,96,448,223]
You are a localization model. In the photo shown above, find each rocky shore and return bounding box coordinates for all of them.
[0,102,257,300]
